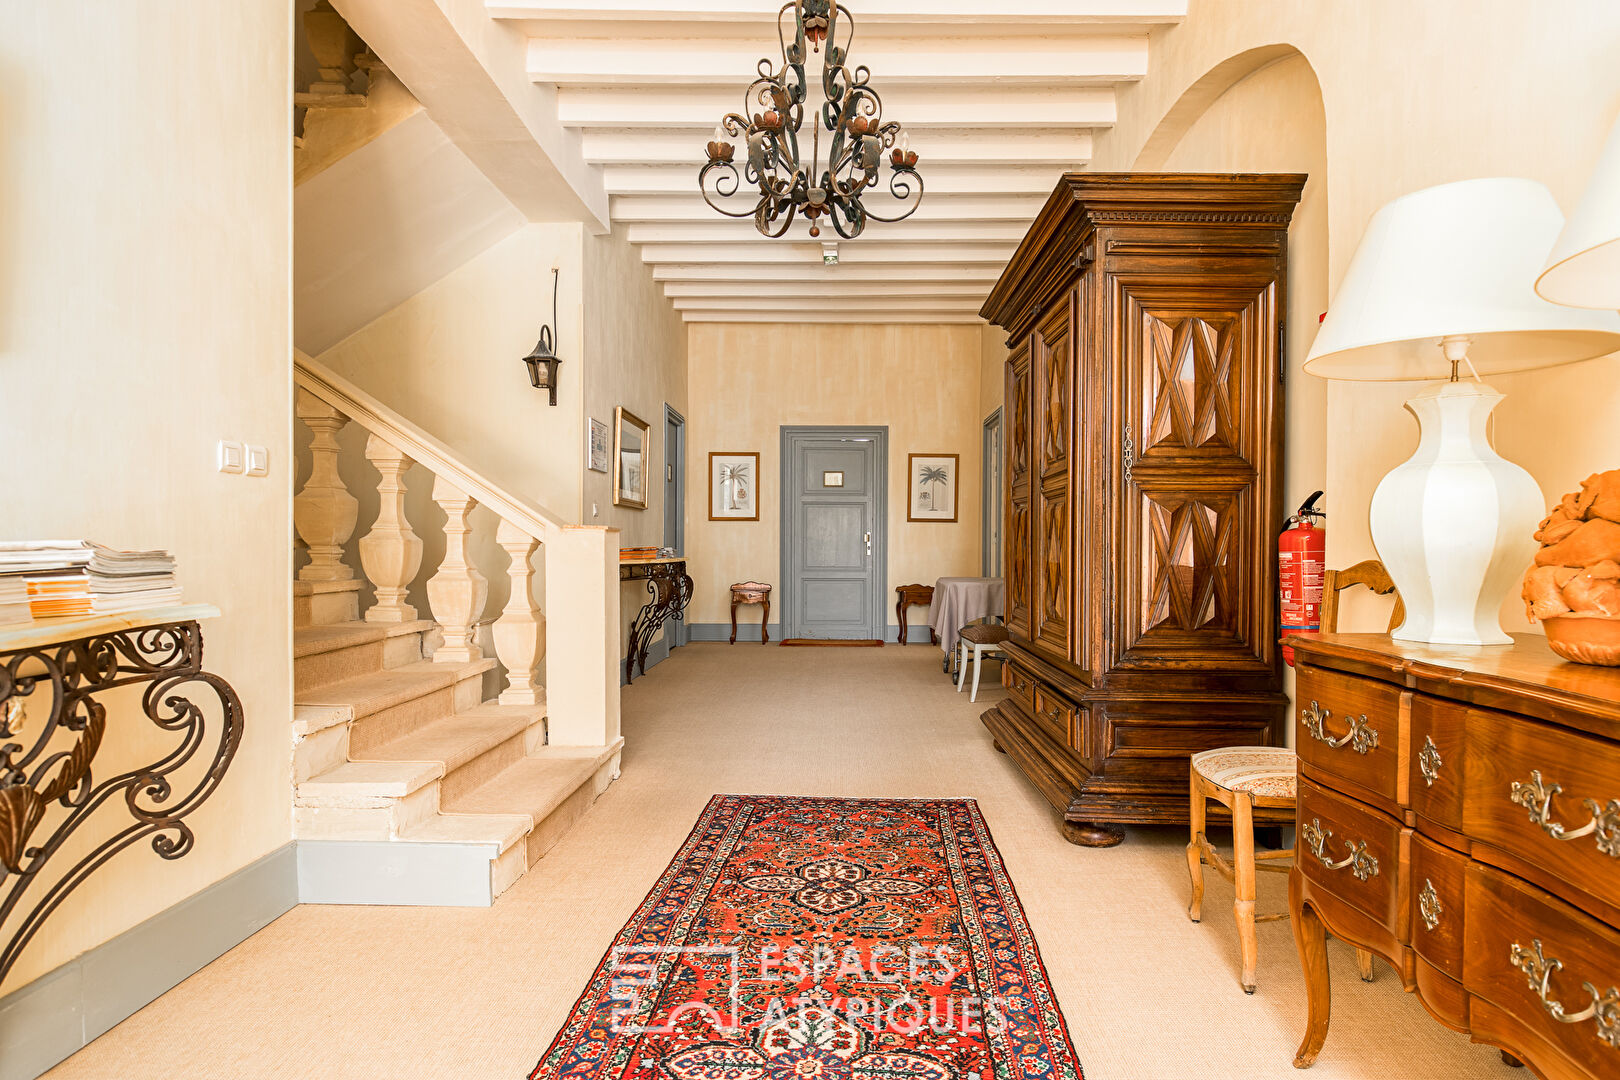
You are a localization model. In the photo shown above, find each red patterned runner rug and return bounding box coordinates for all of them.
[531,794,1083,1080]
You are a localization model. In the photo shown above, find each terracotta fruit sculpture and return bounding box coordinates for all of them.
[1523,467,1620,664]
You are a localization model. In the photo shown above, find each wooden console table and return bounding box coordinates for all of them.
[0,605,242,989]
[621,558,692,683]
[1288,633,1620,1078]
[894,584,937,646]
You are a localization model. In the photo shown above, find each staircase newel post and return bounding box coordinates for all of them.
[427,477,487,661]
[359,434,423,621]
[544,526,619,747]
[493,520,545,705]
[294,389,358,582]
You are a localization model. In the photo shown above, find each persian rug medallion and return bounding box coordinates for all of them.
[530,795,1083,1080]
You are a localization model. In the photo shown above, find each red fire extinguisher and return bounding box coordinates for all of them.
[1279,491,1326,667]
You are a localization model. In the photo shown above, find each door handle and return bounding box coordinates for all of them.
[864,531,872,559]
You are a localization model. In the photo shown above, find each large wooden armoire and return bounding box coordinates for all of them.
[980,174,1305,847]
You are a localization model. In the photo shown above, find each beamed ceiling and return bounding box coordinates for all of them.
[483,0,1187,324]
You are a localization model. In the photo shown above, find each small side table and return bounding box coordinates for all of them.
[729,582,771,644]
[894,584,938,646]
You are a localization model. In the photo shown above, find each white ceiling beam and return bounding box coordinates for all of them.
[583,128,1092,167]
[557,86,1116,128]
[638,241,1014,264]
[663,280,991,297]
[333,0,608,230]
[612,164,1060,196]
[489,1,1186,25]
[671,295,981,310]
[652,262,1000,282]
[627,220,1025,244]
[680,311,988,323]
[527,37,1147,88]
[612,193,1047,222]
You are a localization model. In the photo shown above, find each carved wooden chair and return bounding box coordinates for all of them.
[1186,559,1402,994]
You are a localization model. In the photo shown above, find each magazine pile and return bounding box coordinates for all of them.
[0,541,181,622]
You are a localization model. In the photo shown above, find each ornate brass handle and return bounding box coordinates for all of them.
[1509,770,1620,858]
[1509,939,1620,1049]
[1299,818,1379,882]
[1419,735,1442,787]
[1419,879,1442,931]
[1301,700,1379,755]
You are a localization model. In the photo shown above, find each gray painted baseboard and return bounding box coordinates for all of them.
[0,842,297,1080]
[683,623,935,644]
[297,841,499,906]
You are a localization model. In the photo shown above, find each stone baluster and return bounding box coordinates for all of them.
[358,434,422,622]
[493,520,545,704]
[427,477,487,661]
[294,390,357,582]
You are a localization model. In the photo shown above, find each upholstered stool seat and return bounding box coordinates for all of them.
[1191,746,1297,800]
[954,621,1008,702]
[959,623,1009,646]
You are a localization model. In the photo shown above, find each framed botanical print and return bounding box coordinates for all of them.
[907,453,959,522]
[614,407,650,509]
[709,451,759,521]
[587,417,610,473]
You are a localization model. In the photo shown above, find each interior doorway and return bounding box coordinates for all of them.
[982,408,1003,577]
[779,426,888,640]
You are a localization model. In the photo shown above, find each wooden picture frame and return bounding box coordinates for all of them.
[907,453,959,523]
[613,407,650,509]
[709,451,760,521]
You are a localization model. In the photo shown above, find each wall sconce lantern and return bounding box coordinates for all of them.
[522,267,562,406]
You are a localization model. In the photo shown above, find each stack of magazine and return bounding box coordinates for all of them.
[0,541,182,622]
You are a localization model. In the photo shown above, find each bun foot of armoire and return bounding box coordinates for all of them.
[1062,819,1124,847]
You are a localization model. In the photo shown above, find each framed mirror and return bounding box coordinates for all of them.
[613,407,650,509]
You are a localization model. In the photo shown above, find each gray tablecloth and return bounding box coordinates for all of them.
[928,576,1006,654]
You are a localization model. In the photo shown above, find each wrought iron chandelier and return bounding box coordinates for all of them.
[700,0,923,240]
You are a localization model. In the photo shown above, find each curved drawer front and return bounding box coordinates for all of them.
[1465,708,1620,913]
[1466,864,1620,1077]
[1295,664,1404,810]
[1410,693,1464,832]
[1411,832,1468,981]
[1297,774,1406,934]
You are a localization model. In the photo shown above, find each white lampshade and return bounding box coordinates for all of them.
[1537,114,1620,309]
[1305,177,1620,380]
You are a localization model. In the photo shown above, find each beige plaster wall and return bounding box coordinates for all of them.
[685,324,985,630]
[979,323,1006,424]
[0,1,293,987]
[582,227,689,654]
[1089,0,1620,633]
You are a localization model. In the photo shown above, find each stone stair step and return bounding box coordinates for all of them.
[440,741,622,865]
[294,619,434,692]
[397,811,531,854]
[293,579,363,627]
[293,658,495,735]
[296,759,441,805]
[355,702,546,777]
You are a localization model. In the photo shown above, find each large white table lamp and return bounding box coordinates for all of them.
[1304,177,1620,646]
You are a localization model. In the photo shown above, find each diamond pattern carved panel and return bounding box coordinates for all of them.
[1139,492,1239,637]
[1142,313,1239,456]
[1008,352,1031,485]
[1036,307,1070,475]
[1006,498,1031,636]
[1034,491,1069,656]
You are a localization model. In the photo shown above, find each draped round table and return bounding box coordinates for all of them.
[927,576,1006,659]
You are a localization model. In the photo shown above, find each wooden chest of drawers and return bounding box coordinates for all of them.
[1290,634,1620,1078]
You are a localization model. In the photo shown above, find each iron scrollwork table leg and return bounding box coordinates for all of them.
[0,620,243,989]
[622,561,694,684]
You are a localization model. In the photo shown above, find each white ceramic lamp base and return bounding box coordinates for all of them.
[1371,379,1543,646]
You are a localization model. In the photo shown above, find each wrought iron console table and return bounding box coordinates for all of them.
[0,605,242,988]
[620,558,692,684]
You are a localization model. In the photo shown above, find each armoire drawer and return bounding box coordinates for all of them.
[1004,662,1035,715]
[1032,684,1075,748]
[1466,864,1620,1079]
[1295,664,1405,813]
[1297,775,1407,936]
[1465,708,1620,913]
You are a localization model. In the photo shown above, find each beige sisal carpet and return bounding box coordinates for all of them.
[45,644,1499,1079]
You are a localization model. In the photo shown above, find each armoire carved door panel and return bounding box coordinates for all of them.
[1033,303,1071,479]
[1136,489,1245,642]
[1033,478,1070,659]
[1005,343,1033,638]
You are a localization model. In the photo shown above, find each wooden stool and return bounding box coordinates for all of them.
[894,583,938,645]
[729,581,771,644]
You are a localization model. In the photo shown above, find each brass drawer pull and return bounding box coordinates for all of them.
[1301,700,1379,755]
[1509,939,1620,1049]
[1509,770,1620,858]
[1299,818,1379,882]
[1419,878,1442,931]
[1419,735,1442,787]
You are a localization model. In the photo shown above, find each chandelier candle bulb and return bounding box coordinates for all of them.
[698,0,924,240]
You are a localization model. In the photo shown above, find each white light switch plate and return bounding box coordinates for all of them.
[245,444,269,477]
[217,440,244,474]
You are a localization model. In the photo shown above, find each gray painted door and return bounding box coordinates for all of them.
[663,405,687,647]
[982,409,1003,577]
[782,428,885,639]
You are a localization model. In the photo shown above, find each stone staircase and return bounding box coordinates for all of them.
[291,355,621,906]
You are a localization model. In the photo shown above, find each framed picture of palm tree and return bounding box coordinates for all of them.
[907,453,959,523]
[709,451,759,521]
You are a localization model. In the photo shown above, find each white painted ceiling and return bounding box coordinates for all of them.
[482,1,1185,324]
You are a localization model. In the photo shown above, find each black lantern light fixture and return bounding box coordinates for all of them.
[522,266,562,405]
[700,0,922,240]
